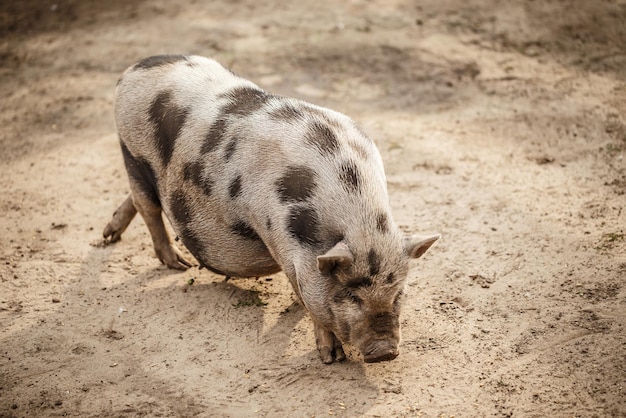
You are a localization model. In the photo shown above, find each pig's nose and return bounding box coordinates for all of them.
[363,345,399,363]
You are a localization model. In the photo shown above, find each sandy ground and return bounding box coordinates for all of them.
[1,0,625,416]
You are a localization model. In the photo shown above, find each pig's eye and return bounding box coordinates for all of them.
[350,293,363,306]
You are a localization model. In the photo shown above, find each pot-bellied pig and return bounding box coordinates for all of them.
[103,55,440,364]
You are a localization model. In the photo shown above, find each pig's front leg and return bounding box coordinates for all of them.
[314,321,346,364]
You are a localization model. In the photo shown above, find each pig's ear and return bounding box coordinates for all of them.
[404,234,441,259]
[317,241,354,275]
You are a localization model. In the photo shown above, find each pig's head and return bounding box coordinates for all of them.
[314,234,440,363]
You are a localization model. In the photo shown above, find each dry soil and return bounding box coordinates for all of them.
[1,0,625,417]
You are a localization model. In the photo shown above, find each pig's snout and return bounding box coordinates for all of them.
[363,341,399,363]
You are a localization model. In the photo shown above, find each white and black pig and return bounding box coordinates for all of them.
[103,55,440,364]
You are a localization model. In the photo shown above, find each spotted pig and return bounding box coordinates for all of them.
[103,55,440,364]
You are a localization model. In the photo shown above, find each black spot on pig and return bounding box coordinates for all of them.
[266,218,272,230]
[202,88,271,155]
[229,175,242,198]
[198,175,214,197]
[169,189,192,226]
[386,272,395,284]
[339,160,361,192]
[179,225,207,265]
[183,161,202,183]
[224,137,238,161]
[120,141,160,206]
[168,191,208,264]
[202,117,227,154]
[368,249,381,277]
[149,91,189,167]
[376,213,388,233]
[221,86,272,116]
[276,166,317,203]
[134,55,188,70]
[288,206,320,247]
[231,220,261,241]
[346,276,373,289]
[305,121,339,154]
[183,161,213,197]
[269,103,304,122]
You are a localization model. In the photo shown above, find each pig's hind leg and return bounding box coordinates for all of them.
[129,188,192,271]
[103,194,137,242]
[105,141,192,270]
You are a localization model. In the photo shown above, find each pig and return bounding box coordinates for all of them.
[103,54,440,364]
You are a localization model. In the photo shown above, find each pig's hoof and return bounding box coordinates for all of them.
[318,343,346,364]
[165,254,193,271]
[103,222,123,243]
[168,260,191,270]
[157,246,193,270]
[319,347,335,364]
[103,196,137,242]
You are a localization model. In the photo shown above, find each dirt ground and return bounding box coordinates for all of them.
[1,0,625,416]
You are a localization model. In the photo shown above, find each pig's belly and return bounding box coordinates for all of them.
[168,212,281,278]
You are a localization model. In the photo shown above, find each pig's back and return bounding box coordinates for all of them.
[114,55,394,277]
